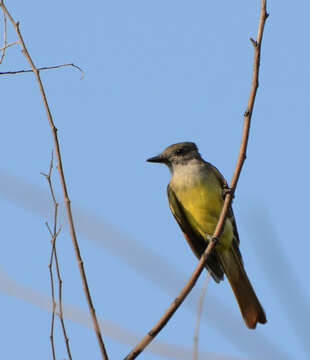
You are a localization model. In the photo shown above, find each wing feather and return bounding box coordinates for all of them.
[206,161,243,262]
[167,184,224,282]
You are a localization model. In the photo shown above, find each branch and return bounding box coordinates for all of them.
[0,63,85,79]
[48,234,57,360]
[0,40,18,52]
[124,1,268,359]
[0,8,7,64]
[0,2,109,359]
[42,151,72,360]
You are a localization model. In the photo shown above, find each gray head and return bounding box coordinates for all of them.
[147,142,201,170]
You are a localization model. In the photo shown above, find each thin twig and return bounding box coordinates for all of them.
[47,222,73,360]
[193,273,210,360]
[0,40,18,52]
[0,11,19,63]
[0,8,7,64]
[0,62,84,79]
[47,223,64,360]
[42,151,73,360]
[44,153,57,360]
[124,1,268,359]
[48,230,57,360]
[0,3,109,359]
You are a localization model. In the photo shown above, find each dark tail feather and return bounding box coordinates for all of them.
[219,248,267,329]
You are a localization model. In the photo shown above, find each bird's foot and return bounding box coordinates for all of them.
[222,185,234,200]
[206,234,218,244]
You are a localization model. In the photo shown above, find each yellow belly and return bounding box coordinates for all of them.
[172,171,233,250]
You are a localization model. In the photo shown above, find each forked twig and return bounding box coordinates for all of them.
[0,8,7,64]
[0,40,18,52]
[0,10,19,64]
[47,223,62,360]
[193,273,210,360]
[0,2,109,359]
[0,63,84,79]
[42,151,72,360]
[124,1,268,359]
[46,223,72,359]
[41,156,59,360]
[48,232,57,360]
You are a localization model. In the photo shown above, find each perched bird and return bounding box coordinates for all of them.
[147,142,266,329]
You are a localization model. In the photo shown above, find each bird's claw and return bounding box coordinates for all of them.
[206,234,218,244]
[222,186,234,200]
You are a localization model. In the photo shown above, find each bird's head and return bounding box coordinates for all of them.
[147,142,201,170]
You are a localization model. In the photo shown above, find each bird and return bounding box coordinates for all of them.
[147,141,266,329]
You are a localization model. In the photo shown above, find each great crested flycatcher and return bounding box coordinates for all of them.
[147,141,266,329]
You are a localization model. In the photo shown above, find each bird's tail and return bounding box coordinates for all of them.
[218,247,267,329]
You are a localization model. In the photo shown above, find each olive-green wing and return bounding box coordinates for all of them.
[206,161,243,262]
[167,184,224,283]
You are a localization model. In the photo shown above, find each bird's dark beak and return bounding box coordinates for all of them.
[146,154,166,163]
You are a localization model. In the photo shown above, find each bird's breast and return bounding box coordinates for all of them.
[170,164,232,246]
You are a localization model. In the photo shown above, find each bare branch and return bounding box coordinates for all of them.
[42,152,73,360]
[48,230,57,360]
[0,8,7,64]
[124,1,268,359]
[0,63,84,79]
[0,2,109,359]
[193,273,210,360]
[0,4,19,62]
[0,40,18,51]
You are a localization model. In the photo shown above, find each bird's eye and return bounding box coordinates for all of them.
[175,148,184,155]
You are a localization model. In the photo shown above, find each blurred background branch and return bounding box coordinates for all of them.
[193,273,210,360]
[0,267,243,360]
[0,170,292,359]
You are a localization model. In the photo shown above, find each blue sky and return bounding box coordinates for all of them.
[0,1,309,359]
